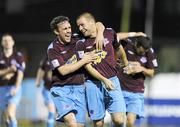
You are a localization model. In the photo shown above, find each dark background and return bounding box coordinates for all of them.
[1,0,180,77]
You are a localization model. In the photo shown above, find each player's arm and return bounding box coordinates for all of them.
[57,52,96,76]
[115,45,128,67]
[84,63,115,90]
[95,22,105,50]
[35,68,45,87]
[141,67,154,77]
[10,70,24,96]
[116,32,147,41]
[123,62,154,77]
[0,65,16,76]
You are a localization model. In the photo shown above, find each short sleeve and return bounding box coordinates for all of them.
[109,28,121,49]
[146,48,158,69]
[76,39,86,59]
[15,52,26,72]
[47,43,66,69]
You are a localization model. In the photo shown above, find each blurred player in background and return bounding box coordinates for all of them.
[116,35,158,127]
[76,12,127,127]
[35,55,55,127]
[0,34,25,127]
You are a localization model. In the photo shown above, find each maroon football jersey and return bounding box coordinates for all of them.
[76,28,121,80]
[39,56,52,89]
[0,51,25,86]
[117,38,158,93]
[47,36,85,86]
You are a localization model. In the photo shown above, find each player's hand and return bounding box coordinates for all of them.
[10,65,17,72]
[103,78,115,91]
[123,61,142,74]
[95,33,104,50]
[10,86,19,96]
[132,65,144,73]
[2,73,14,80]
[82,52,97,64]
[36,83,41,87]
[116,58,127,68]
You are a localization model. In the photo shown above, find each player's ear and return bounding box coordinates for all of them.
[53,29,59,35]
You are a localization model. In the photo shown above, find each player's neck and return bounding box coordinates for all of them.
[3,48,13,57]
[90,29,97,38]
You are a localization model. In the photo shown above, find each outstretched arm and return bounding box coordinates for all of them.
[116,32,147,41]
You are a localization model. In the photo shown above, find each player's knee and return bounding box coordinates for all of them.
[93,120,104,127]
[126,121,135,127]
[112,115,125,126]
[127,116,136,125]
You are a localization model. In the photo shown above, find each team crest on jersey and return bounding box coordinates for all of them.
[140,57,147,63]
[66,55,77,64]
[93,49,107,64]
[104,38,110,47]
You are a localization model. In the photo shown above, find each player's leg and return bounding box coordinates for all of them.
[50,86,81,127]
[43,88,56,127]
[47,103,56,127]
[104,76,126,127]
[63,112,78,127]
[85,80,105,127]
[123,91,145,127]
[126,112,136,127]
[6,86,22,127]
[6,103,17,127]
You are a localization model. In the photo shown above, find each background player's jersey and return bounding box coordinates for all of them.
[0,51,25,86]
[117,38,158,93]
[76,28,121,80]
[47,36,85,86]
[39,56,52,90]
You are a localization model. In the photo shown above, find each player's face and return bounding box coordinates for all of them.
[1,35,14,50]
[56,21,72,43]
[77,17,93,37]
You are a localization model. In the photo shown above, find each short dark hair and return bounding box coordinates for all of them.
[77,12,96,22]
[50,16,69,31]
[1,33,14,41]
[135,36,152,50]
